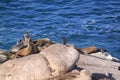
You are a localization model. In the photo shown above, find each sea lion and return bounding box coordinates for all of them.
[61,37,101,55]
[7,53,18,59]
[15,38,34,57]
[0,49,6,55]
[7,32,28,59]
[76,46,100,55]
[33,38,50,46]
[8,39,24,54]
[33,38,55,52]
[15,31,37,57]
[24,31,39,53]
[24,31,30,46]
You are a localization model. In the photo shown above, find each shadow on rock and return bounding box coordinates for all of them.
[92,73,116,80]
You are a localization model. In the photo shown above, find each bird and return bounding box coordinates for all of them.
[62,37,66,45]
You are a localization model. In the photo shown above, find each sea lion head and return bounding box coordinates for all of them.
[100,48,107,53]
[16,39,23,45]
[24,31,30,39]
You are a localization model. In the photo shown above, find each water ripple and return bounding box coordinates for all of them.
[0,0,120,59]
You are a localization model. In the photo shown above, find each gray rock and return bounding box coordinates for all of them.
[0,44,80,80]
[0,54,7,63]
[40,44,80,77]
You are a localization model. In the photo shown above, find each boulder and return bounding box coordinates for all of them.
[40,44,80,77]
[0,44,80,80]
[79,70,91,80]
[0,54,51,80]
[0,54,7,63]
[50,69,91,80]
[77,54,120,80]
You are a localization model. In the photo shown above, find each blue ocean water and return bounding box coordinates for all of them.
[0,0,120,59]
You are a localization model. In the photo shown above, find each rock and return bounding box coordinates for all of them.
[40,44,80,77]
[53,69,91,80]
[90,52,120,62]
[0,44,80,80]
[0,49,8,63]
[77,54,120,80]
[118,66,120,71]
[54,69,92,80]
[0,54,51,80]
[79,70,91,80]
[0,54,7,63]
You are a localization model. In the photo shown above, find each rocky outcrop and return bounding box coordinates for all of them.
[0,50,7,63]
[0,54,51,80]
[0,43,119,80]
[40,44,80,77]
[0,54,7,63]
[79,70,91,80]
[77,54,120,80]
[0,44,80,80]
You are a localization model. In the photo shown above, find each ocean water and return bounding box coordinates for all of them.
[0,0,120,59]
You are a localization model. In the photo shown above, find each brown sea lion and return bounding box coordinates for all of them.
[33,38,55,52]
[76,46,100,55]
[0,49,6,55]
[8,39,24,54]
[7,53,17,59]
[61,37,100,55]
[6,32,28,59]
[15,31,37,57]
[15,38,34,57]
[24,31,39,53]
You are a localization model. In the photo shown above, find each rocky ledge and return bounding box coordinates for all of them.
[0,44,119,80]
[77,54,120,80]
